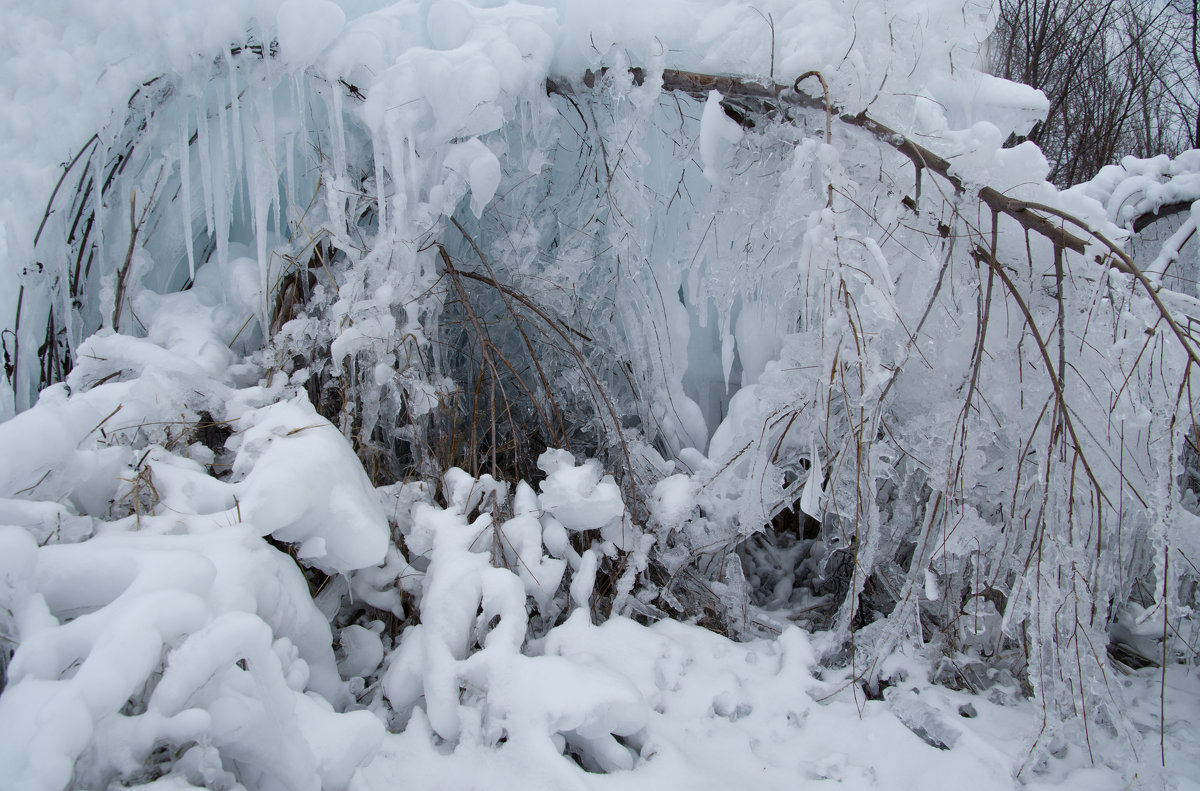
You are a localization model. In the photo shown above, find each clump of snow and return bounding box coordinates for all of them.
[699,90,745,183]
[277,0,346,63]
[231,398,389,574]
[537,448,633,550]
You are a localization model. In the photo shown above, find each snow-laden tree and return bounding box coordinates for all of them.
[1,0,1198,788]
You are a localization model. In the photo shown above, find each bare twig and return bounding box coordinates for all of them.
[34,134,100,247]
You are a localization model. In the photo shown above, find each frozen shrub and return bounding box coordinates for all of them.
[2,0,1199,786]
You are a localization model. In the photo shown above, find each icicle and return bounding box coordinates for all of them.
[386,127,406,225]
[285,72,303,240]
[215,78,232,268]
[91,146,105,319]
[375,147,387,232]
[227,51,245,222]
[196,92,216,243]
[252,142,271,331]
[406,134,419,220]
[330,87,347,191]
[721,324,735,391]
[250,78,277,330]
[293,72,306,181]
[179,110,196,280]
[285,129,296,238]
[690,268,707,328]
[800,439,824,520]
[318,87,347,237]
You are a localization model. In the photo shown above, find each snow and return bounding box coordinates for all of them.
[1,0,1199,790]
[0,525,371,790]
[698,90,745,184]
[231,398,390,574]
[536,449,631,547]
[277,0,346,64]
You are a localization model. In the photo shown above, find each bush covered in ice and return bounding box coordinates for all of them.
[1,0,1199,788]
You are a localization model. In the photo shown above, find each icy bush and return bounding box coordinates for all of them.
[0,286,390,788]
[2,0,1199,787]
[381,466,650,771]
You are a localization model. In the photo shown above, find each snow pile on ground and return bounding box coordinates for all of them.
[2,0,1200,790]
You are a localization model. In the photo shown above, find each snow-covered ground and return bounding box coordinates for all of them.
[1,1,1198,789]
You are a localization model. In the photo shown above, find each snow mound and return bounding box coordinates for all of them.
[0,526,382,791]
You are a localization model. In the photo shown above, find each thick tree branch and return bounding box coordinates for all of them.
[548,68,1091,254]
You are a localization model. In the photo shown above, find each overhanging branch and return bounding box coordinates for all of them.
[547,67,1091,254]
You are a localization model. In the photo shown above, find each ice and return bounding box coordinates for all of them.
[799,439,824,520]
[443,138,502,219]
[177,114,197,281]
[885,686,961,750]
